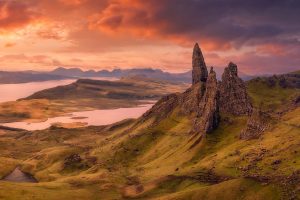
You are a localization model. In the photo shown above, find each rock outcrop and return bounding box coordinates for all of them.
[63,154,89,170]
[192,43,208,85]
[219,62,252,115]
[141,93,180,124]
[240,109,269,140]
[64,154,82,167]
[141,83,203,124]
[193,67,220,134]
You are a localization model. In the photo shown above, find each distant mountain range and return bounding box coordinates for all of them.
[0,71,70,84]
[49,67,254,82]
[0,67,255,84]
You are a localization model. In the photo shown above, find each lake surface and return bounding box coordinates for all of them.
[2,167,37,183]
[2,104,153,131]
[0,79,75,103]
[0,78,153,131]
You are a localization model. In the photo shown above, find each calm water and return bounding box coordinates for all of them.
[2,167,37,183]
[0,79,75,103]
[2,104,153,131]
[0,77,118,103]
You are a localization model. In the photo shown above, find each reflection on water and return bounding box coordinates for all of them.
[2,167,37,183]
[0,79,75,103]
[2,104,153,131]
[0,77,119,103]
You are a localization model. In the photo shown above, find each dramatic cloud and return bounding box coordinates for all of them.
[90,0,300,50]
[0,0,40,32]
[0,0,299,74]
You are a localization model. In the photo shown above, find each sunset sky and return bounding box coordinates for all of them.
[0,0,299,75]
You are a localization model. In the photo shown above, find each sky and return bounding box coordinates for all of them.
[0,0,299,75]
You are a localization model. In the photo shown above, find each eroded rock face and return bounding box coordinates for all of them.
[240,109,269,140]
[141,83,204,123]
[141,93,180,124]
[193,68,220,134]
[179,83,203,115]
[64,154,82,166]
[219,62,252,115]
[192,43,208,85]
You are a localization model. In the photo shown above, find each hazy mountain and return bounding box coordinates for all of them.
[49,67,253,83]
[0,71,71,84]
[0,66,274,85]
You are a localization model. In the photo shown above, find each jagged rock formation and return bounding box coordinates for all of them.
[140,44,252,137]
[219,62,252,115]
[192,43,208,85]
[193,68,220,134]
[179,83,203,115]
[240,109,269,140]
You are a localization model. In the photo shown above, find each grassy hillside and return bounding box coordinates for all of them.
[247,75,300,111]
[0,73,299,199]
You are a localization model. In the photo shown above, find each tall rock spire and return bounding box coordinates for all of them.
[193,67,220,134]
[192,43,208,85]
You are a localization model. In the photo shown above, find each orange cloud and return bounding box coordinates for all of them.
[0,1,41,33]
[0,0,298,75]
[4,42,16,48]
[58,0,87,6]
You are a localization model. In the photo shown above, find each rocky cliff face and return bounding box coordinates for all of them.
[192,43,208,85]
[193,68,220,134]
[219,62,253,116]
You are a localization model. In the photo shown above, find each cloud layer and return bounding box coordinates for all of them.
[0,0,299,74]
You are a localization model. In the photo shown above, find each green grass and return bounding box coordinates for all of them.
[0,181,122,200]
[247,78,300,110]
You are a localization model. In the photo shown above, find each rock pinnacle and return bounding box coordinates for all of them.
[192,43,208,85]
